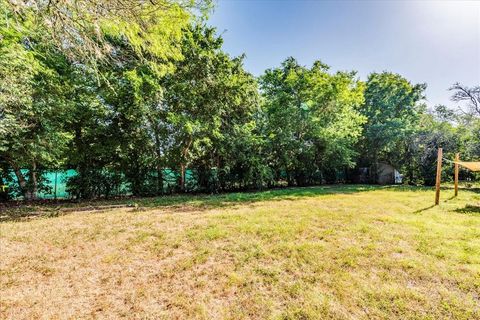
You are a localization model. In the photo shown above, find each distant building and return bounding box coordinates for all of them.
[377,163,403,185]
[350,163,403,185]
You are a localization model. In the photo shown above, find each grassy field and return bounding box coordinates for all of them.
[1,185,479,319]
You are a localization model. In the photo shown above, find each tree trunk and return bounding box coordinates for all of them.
[157,165,163,195]
[154,135,163,195]
[30,161,38,200]
[371,153,379,184]
[179,163,186,191]
[13,166,31,200]
[179,137,192,192]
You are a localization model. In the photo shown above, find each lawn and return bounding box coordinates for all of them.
[1,185,479,319]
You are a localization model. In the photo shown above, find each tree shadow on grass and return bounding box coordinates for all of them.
[2,184,382,221]
[134,184,446,210]
[454,204,480,215]
[412,205,436,214]
[3,184,454,222]
[133,184,380,209]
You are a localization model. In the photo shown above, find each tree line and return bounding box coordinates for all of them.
[1,0,479,200]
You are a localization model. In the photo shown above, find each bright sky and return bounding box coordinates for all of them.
[209,0,480,108]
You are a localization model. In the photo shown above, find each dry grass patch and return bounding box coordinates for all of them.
[1,186,479,319]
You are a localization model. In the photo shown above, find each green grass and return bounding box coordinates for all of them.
[1,185,479,319]
[0,184,443,221]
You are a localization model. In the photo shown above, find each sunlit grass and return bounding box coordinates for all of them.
[1,185,479,319]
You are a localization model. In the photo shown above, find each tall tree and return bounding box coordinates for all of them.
[1,0,209,198]
[160,24,259,191]
[449,83,480,117]
[260,58,365,186]
[0,27,72,199]
[358,72,426,181]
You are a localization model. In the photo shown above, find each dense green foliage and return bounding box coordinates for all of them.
[0,1,478,200]
[260,58,366,185]
[358,72,426,176]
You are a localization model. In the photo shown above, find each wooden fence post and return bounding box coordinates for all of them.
[435,148,443,205]
[454,153,459,197]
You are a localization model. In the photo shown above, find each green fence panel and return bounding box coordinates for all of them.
[6,168,199,199]
[38,169,77,199]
